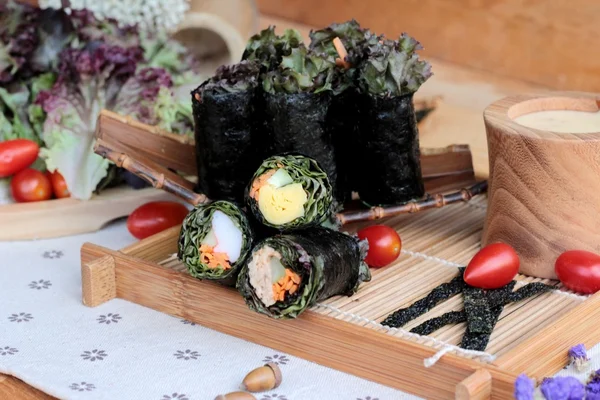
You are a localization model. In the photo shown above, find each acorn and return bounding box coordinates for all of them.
[241,362,282,392]
[214,391,257,400]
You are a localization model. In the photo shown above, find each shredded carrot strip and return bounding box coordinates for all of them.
[272,269,301,302]
[248,169,278,200]
[332,37,351,70]
[199,244,231,270]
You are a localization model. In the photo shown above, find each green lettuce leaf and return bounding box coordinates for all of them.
[262,46,335,94]
[358,34,432,96]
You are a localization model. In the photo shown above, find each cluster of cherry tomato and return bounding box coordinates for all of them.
[463,243,600,295]
[354,226,600,295]
[0,139,70,202]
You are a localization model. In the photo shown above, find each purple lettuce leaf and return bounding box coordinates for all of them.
[38,44,142,199]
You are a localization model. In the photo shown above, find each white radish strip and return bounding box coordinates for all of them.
[212,210,242,263]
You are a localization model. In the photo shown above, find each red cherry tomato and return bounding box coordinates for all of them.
[47,170,70,198]
[555,250,600,294]
[0,139,39,177]
[10,168,52,202]
[127,201,189,240]
[463,243,519,289]
[357,225,402,268]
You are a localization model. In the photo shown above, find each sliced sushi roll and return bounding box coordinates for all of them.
[237,227,371,319]
[246,154,333,230]
[178,201,253,286]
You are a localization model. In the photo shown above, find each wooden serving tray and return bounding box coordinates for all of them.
[80,196,600,399]
[0,186,175,241]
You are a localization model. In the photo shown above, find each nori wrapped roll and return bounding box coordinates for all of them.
[309,20,376,201]
[237,227,371,319]
[353,34,433,206]
[246,154,333,230]
[261,46,344,201]
[192,60,261,203]
[178,201,253,286]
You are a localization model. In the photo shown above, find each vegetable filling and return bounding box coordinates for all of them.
[199,210,243,270]
[247,245,302,307]
[249,168,308,226]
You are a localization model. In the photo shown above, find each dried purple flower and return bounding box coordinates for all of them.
[568,344,589,372]
[586,380,600,400]
[588,369,600,384]
[515,374,535,400]
[540,376,585,400]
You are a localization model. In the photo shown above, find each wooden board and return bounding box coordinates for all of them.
[75,196,600,400]
[256,0,600,93]
[0,187,176,241]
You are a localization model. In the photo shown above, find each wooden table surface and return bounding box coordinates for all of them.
[0,13,547,400]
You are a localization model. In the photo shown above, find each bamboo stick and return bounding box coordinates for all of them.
[336,181,488,225]
[94,139,208,206]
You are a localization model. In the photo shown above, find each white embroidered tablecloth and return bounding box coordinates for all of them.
[1,221,598,400]
[0,220,421,400]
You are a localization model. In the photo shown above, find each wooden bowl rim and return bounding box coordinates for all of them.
[483,91,600,139]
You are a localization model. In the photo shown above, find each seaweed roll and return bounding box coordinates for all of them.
[178,200,254,286]
[237,227,371,319]
[246,154,333,230]
[354,34,432,205]
[192,60,261,203]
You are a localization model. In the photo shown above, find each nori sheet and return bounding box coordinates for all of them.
[192,87,260,203]
[463,286,493,334]
[460,282,552,351]
[327,88,359,202]
[262,92,342,201]
[237,227,371,319]
[354,92,425,206]
[410,311,466,336]
[178,201,254,287]
[408,281,554,345]
[381,269,466,328]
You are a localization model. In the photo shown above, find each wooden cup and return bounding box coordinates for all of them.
[482,92,600,279]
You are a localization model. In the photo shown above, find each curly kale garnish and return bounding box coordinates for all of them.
[242,26,303,72]
[262,45,335,94]
[358,33,432,96]
[199,60,261,94]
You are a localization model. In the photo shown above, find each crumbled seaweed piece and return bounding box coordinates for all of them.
[463,286,494,334]
[509,282,553,302]
[460,282,515,351]
[410,282,518,336]
[460,282,552,351]
[410,311,466,335]
[382,268,465,327]
[487,281,517,307]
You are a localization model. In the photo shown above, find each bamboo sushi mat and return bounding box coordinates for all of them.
[159,195,589,366]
